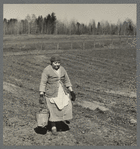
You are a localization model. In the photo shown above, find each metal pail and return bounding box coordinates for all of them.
[36,109,49,127]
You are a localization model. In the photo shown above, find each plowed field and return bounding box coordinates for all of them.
[3,35,137,146]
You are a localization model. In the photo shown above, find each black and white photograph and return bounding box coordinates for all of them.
[3,3,137,146]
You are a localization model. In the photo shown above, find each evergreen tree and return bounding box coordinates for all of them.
[76,22,80,35]
[3,18,7,35]
[97,22,101,35]
[50,12,57,34]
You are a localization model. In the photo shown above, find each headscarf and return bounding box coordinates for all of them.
[50,55,61,63]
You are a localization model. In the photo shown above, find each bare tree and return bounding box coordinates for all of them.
[31,14,37,34]
[88,19,96,35]
[25,14,31,34]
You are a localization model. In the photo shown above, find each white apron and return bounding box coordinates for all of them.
[49,69,70,110]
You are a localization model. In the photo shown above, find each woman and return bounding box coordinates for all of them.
[39,55,76,135]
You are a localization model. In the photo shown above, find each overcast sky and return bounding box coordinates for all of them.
[3,4,136,25]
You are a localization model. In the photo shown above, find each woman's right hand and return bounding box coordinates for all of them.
[39,92,45,104]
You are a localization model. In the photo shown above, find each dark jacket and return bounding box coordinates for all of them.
[39,65,72,98]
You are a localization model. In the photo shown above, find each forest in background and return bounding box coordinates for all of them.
[3,12,136,36]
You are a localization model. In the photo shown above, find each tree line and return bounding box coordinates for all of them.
[3,12,136,36]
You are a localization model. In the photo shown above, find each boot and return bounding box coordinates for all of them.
[51,122,58,136]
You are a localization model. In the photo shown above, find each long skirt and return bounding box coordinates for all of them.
[46,98,73,122]
[45,84,73,122]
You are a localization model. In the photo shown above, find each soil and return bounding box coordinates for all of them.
[3,38,137,146]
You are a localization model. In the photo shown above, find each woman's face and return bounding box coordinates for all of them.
[52,61,60,70]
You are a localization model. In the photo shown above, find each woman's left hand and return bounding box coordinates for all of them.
[70,91,76,101]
